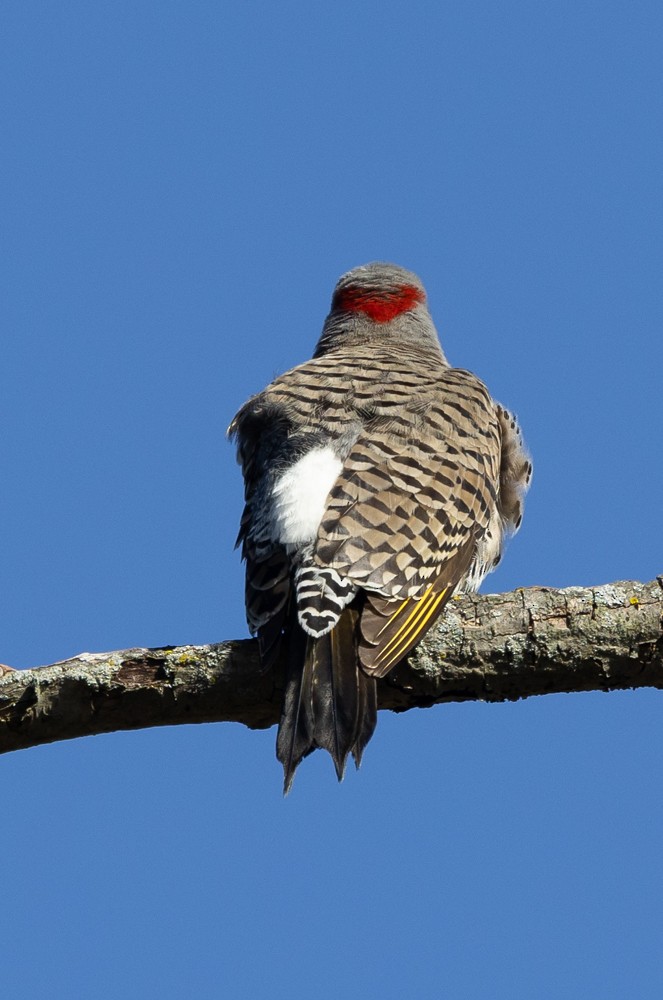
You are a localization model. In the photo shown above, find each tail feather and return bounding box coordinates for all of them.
[276,623,315,795]
[312,610,362,781]
[351,668,378,769]
[276,607,377,793]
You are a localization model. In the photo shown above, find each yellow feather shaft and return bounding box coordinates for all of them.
[374,585,433,647]
[375,589,448,671]
[373,595,413,640]
[377,593,434,661]
[376,587,448,668]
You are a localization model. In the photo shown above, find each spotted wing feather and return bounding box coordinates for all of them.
[311,368,502,672]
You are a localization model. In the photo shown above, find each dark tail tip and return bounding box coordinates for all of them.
[282,768,296,797]
[277,610,378,792]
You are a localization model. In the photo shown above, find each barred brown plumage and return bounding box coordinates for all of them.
[229,262,531,792]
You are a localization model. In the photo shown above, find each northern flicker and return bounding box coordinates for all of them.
[229,262,531,792]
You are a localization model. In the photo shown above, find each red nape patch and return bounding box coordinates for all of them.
[333,284,424,323]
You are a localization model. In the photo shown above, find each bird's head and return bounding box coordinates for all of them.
[314,262,447,361]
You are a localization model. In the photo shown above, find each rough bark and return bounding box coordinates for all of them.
[1,578,661,756]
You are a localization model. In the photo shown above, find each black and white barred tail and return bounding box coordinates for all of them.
[294,565,357,637]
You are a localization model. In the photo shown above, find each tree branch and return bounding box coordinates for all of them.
[1,578,661,756]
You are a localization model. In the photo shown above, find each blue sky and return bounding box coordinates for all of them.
[1,2,662,997]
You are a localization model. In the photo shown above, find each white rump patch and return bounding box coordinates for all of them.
[271,447,343,545]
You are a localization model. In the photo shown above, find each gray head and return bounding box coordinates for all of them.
[314,262,447,362]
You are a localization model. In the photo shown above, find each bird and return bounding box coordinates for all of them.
[229,262,531,792]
